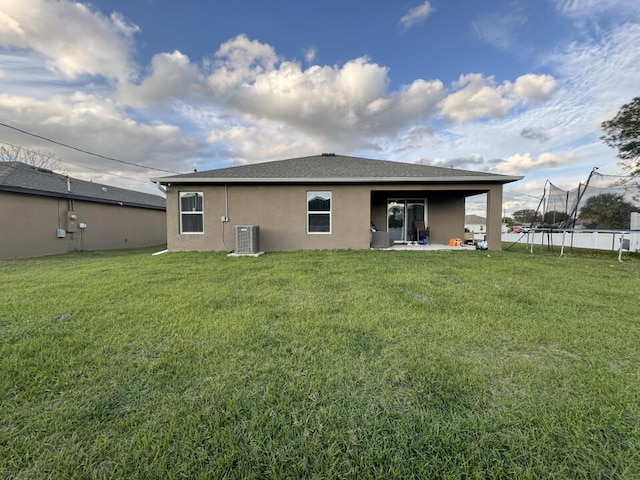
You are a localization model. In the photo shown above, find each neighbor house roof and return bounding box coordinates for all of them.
[152,154,523,185]
[465,214,487,224]
[0,161,166,210]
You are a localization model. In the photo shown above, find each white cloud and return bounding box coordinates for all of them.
[553,0,640,19]
[0,92,204,191]
[439,74,514,123]
[217,57,445,150]
[0,0,139,81]
[117,51,202,107]
[207,121,323,163]
[493,152,575,174]
[472,10,527,50]
[114,31,562,162]
[124,42,446,153]
[201,69,444,156]
[514,180,546,194]
[206,34,278,95]
[439,73,557,123]
[399,1,434,31]
[304,47,316,63]
[428,153,486,169]
[509,74,556,101]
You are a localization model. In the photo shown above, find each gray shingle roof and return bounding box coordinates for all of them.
[152,154,522,185]
[0,162,166,210]
[465,214,487,224]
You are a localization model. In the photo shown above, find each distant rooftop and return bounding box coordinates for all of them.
[152,154,522,185]
[465,214,487,224]
[0,161,165,210]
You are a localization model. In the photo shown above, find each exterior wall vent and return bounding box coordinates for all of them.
[234,225,260,254]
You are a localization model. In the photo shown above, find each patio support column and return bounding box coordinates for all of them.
[486,185,503,250]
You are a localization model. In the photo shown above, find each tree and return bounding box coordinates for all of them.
[512,209,541,224]
[601,97,640,176]
[502,216,514,229]
[578,193,637,229]
[0,143,67,174]
[542,210,571,226]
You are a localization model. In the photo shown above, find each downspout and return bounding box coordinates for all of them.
[225,184,229,220]
[222,184,229,249]
[155,182,167,195]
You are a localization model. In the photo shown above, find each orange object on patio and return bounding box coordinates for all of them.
[448,238,462,246]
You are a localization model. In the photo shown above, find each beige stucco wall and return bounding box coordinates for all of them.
[165,181,505,252]
[0,191,166,260]
[425,195,466,245]
[76,201,166,251]
[166,184,372,252]
[485,185,504,249]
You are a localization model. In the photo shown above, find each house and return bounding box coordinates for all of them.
[465,214,488,234]
[152,154,522,253]
[465,214,510,234]
[0,161,167,260]
[464,214,509,243]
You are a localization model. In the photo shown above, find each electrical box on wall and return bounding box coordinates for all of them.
[65,211,78,232]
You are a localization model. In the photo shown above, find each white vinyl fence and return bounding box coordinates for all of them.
[502,231,640,253]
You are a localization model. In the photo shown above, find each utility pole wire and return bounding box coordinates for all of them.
[0,139,157,186]
[0,122,182,175]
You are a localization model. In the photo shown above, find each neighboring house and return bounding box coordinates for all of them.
[464,214,509,234]
[0,161,166,260]
[152,154,522,252]
[465,214,488,234]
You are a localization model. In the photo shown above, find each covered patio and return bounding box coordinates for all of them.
[369,188,497,249]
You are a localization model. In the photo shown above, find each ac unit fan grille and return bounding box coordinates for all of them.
[234,225,260,254]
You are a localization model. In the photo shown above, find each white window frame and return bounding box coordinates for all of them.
[179,192,204,234]
[307,191,332,234]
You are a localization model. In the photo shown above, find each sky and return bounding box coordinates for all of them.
[1,0,639,215]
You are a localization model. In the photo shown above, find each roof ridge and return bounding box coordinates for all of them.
[152,154,522,184]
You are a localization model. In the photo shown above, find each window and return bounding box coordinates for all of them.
[307,191,331,234]
[180,192,204,233]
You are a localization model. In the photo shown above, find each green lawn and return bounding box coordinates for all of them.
[1,246,639,479]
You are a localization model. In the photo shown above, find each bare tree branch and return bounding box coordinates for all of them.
[0,143,69,175]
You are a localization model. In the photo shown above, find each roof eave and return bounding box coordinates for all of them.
[152,175,524,185]
[0,186,166,210]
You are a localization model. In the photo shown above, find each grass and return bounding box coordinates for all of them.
[1,246,639,479]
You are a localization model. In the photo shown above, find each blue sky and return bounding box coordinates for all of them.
[1,0,639,214]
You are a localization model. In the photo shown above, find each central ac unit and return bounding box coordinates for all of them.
[234,225,260,254]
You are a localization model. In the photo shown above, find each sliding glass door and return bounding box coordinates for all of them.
[387,200,406,241]
[387,199,427,242]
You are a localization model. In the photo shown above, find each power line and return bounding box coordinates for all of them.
[0,122,182,175]
[60,158,157,186]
